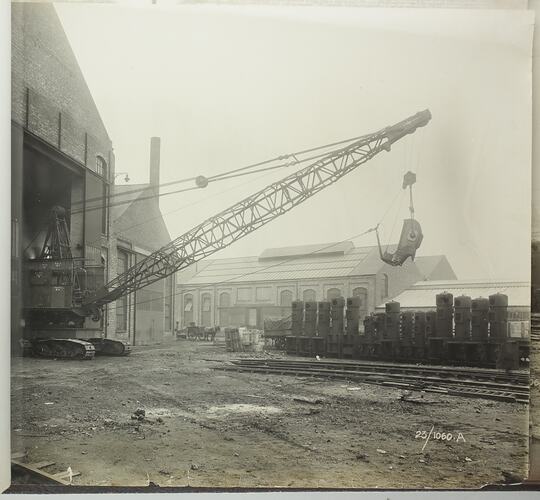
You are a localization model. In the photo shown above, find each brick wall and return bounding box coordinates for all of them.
[12,3,117,340]
[12,3,112,166]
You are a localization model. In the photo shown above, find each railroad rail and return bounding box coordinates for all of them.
[215,358,530,404]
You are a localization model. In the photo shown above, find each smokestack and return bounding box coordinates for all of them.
[149,137,161,203]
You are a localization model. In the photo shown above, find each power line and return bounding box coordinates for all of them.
[82,163,287,251]
[71,134,365,209]
[104,220,385,313]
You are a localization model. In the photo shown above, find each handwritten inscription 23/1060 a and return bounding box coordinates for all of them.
[416,425,466,451]
[415,430,466,443]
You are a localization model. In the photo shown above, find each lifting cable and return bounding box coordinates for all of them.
[70,133,367,213]
[104,222,384,313]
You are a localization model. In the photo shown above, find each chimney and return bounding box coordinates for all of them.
[149,136,161,203]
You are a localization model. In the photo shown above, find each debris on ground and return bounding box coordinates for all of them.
[10,341,529,488]
[293,397,324,405]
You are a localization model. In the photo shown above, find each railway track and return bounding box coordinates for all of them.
[215,358,530,404]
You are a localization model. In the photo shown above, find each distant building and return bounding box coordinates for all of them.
[375,279,530,321]
[175,242,456,330]
[109,138,175,346]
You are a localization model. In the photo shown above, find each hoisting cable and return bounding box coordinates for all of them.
[71,146,344,216]
[71,133,367,210]
[374,170,423,267]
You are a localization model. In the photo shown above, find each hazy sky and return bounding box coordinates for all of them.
[55,4,533,281]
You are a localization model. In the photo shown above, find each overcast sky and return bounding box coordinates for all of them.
[55,3,533,281]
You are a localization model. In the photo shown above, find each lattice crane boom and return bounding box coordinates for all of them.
[84,109,431,313]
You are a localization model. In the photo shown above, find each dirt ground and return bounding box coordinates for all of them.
[10,340,529,489]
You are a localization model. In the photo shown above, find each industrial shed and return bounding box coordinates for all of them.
[175,242,456,330]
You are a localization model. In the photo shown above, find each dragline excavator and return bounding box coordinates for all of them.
[22,109,432,359]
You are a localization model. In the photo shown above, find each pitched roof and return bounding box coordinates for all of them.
[112,184,172,253]
[414,255,457,281]
[179,244,401,286]
[259,241,354,260]
[376,279,530,309]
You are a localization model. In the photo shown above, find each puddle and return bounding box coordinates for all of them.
[206,404,282,417]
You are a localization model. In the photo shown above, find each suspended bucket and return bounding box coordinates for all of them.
[377,218,423,267]
[375,170,423,267]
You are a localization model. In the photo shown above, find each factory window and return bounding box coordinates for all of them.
[201,293,212,327]
[237,287,253,302]
[280,290,293,307]
[183,294,193,326]
[382,274,389,298]
[327,288,342,300]
[303,289,316,302]
[96,155,108,178]
[256,287,272,302]
[219,292,231,307]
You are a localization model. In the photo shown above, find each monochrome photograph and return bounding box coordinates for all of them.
[8,0,535,490]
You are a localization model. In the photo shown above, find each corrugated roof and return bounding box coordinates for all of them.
[181,245,384,285]
[376,279,530,309]
[259,241,354,260]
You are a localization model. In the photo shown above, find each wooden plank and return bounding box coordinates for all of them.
[54,470,80,480]
[11,460,70,486]
[27,460,56,469]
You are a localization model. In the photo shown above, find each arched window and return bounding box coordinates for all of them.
[201,293,212,327]
[280,290,293,307]
[327,288,342,300]
[96,155,108,178]
[183,294,193,326]
[219,292,231,307]
[382,274,389,298]
[303,289,316,302]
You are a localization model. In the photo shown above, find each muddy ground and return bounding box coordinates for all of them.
[10,340,529,488]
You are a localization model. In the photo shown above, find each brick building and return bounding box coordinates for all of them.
[175,242,456,330]
[110,138,175,345]
[11,3,173,348]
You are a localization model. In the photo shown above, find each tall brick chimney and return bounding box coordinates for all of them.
[149,136,161,204]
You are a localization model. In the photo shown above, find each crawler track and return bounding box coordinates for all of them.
[215,358,530,404]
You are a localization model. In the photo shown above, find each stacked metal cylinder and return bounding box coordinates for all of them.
[317,301,331,337]
[489,293,509,341]
[435,292,453,338]
[346,296,361,336]
[283,291,523,369]
[291,300,304,336]
[331,297,345,335]
[304,301,317,337]
[471,298,489,340]
[454,295,472,340]
[385,301,400,340]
